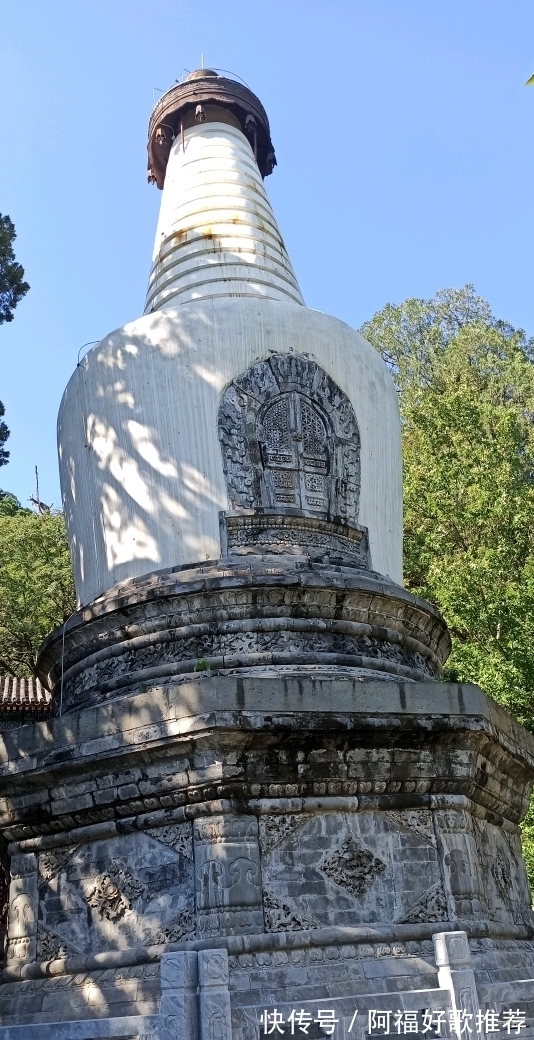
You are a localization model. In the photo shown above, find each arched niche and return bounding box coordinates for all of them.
[217,354,361,524]
[217,354,369,566]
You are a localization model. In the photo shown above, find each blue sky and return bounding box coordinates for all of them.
[1,0,533,507]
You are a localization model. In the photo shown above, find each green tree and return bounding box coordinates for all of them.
[361,286,534,718]
[361,286,534,890]
[0,403,8,469]
[0,511,75,677]
[0,213,29,470]
[0,490,30,517]
[0,214,29,326]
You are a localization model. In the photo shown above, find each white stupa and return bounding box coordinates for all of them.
[58,69,402,607]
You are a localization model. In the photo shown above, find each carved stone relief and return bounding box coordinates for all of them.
[263,889,316,932]
[220,510,371,566]
[150,823,193,860]
[470,814,534,929]
[82,860,145,921]
[435,808,484,917]
[151,898,196,945]
[194,815,263,938]
[260,811,446,931]
[490,851,512,901]
[320,838,386,897]
[258,814,307,856]
[385,810,437,848]
[160,951,199,1038]
[38,846,78,886]
[36,923,78,960]
[218,354,361,525]
[37,831,196,956]
[397,881,448,924]
[7,852,38,964]
[198,948,233,1040]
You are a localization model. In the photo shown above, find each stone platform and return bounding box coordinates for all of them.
[0,675,533,1036]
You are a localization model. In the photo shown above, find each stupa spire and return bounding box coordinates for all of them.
[145,69,303,310]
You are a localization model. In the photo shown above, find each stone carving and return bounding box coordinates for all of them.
[263,889,316,932]
[62,627,432,701]
[151,899,196,945]
[83,861,144,921]
[502,825,524,865]
[46,557,447,712]
[320,838,386,896]
[201,949,229,986]
[9,853,38,880]
[227,940,420,971]
[36,923,77,960]
[386,810,436,848]
[218,354,361,524]
[490,852,512,901]
[435,810,468,833]
[5,936,32,963]
[397,882,448,924]
[194,814,264,938]
[220,511,370,566]
[38,846,77,885]
[258,814,307,856]
[198,948,233,1040]
[194,816,257,844]
[444,848,479,899]
[151,823,193,860]
[198,907,264,938]
[196,857,261,909]
[7,852,38,964]
[197,860,225,909]
[0,960,163,1024]
[9,893,35,938]
[160,951,199,1039]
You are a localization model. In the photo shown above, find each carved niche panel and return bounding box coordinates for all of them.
[260,811,445,930]
[37,828,195,956]
[218,354,361,524]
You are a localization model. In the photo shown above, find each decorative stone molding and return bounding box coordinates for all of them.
[320,838,386,897]
[38,559,449,712]
[227,938,437,971]
[35,924,77,961]
[435,807,486,920]
[194,817,258,844]
[433,930,483,1040]
[151,900,196,945]
[7,781,527,845]
[490,850,512,901]
[159,950,199,1038]
[38,846,77,885]
[6,852,38,964]
[220,510,371,568]
[385,810,437,848]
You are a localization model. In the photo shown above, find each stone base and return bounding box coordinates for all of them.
[0,676,533,1035]
[36,556,451,714]
[219,510,372,568]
